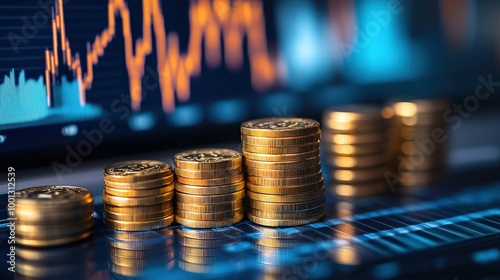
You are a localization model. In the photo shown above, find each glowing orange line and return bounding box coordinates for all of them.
[45,0,275,111]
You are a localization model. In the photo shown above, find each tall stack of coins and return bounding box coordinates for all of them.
[241,118,325,227]
[322,105,390,197]
[106,229,175,278]
[102,160,175,231]
[15,186,94,247]
[384,100,448,187]
[174,149,245,228]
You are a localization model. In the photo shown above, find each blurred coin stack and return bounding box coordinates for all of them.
[106,229,175,278]
[241,118,325,227]
[174,149,245,228]
[177,228,243,274]
[15,186,94,247]
[384,100,448,187]
[102,160,175,231]
[322,105,390,197]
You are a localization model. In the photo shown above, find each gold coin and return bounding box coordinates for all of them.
[103,160,172,183]
[104,207,174,221]
[246,178,324,195]
[248,205,324,219]
[102,190,174,206]
[175,215,244,229]
[322,132,387,145]
[174,148,242,170]
[16,214,94,237]
[104,201,173,214]
[174,166,242,179]
[106,228,174,241]
[247,187,324,203]
[177,174,244,186]
[242,133,320,146]
[103,215,174,231]
[104,183,174,197]
[329,167,386,183]
[175,189,245,204]
[16,230,92,247]
[180,246,224,257]
[391,99,448,116]
[323,143,386,156]
[244,157,320,170]
[245,164,322,177]
[330,180,389,197]
[176,208,244,221]
[15,186,93,209]
[181,255,222,264]
[248,196,325,212]
[109,260,175,277]
[247,213,324,227]
[108,246,174,259]
[241,118,320,138]
[107,236,175,251]
[104,176,174,190]
[324,153,388,168]
[392,114,445,127]
[108,254,174,268]
[15,204,94,224]
[175,181,245,195]
[323,105,383,122]
[176,200,244,213]
[322,120,388,132]
[243,141,320,154]
[243,149,319,162]
[247,171,322,186]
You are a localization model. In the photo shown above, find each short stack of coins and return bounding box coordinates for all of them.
[15,185,94,247]
[174,149,245,228]
[385,99,448,187]
[241,118,325,227]
[102,160,175,231]
[322,105,390,197]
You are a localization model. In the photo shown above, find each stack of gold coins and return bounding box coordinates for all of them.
[384,99,448,187]
[106,229,175,278]
[241,118,325,227]
[15,186,94,247]
[177,228,242,274]
[173,149,245,228]
[102,160,175,231]
[322,105,390,197]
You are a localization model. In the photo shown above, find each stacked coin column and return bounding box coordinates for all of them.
[102,160,175,231]
[15,186,94,247]
[241,118,325,227]
[385,100,448,187]
[174,149,245,228]
[322,106,390,197]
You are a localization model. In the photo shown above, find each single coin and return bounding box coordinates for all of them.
[248,196,325,212]
[243,149,320,162]
[323,143,387,156]
[174,166,242,179]
[104,183,174,197]
[107,246,174,259]
[248,205,324,219]
[323,105,383,122]
[180,246,225,257]
[175,181,245,195]
[174,148,242,170]
[109,260,175,277]
[324,153,388,168]
[244,157,320,170]
[176,200,244,213]
[241,118,320,138]
[108,254,174,268]
[107,236,175,251]
[103,160,172,183]
[330,180,389,197]
[15,186,93,209]
[103,215,174,231]
[247,213,324,227]
[175,189,245,204]
[104,176,174,190]
[106,228,174,242]
[246,178,324,195]
[175,215,244,229]
[322,120,388,133]
[329,167,387,183]
[102,190,174,206]
[104,201,173,214]
[104,207,174,221]
[175,208,244,221]
[247,171,322,186]
[243,141,320,154]
[242,133,320,146]
[245,164,322,177]
[322,132,387,145]
[16,214,94,237]
[15,204,94,223]
[176,173,244,186]
[391,99,448,116]
[15,230,92,247]
[247,187,324,203]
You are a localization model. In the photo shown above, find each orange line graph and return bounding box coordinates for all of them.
[45,0,276,112]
